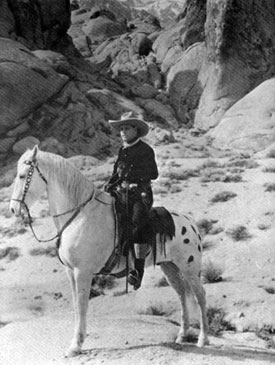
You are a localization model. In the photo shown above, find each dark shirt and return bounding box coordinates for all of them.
[108,139,158,187]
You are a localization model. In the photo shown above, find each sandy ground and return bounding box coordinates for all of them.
[1,131,275,364]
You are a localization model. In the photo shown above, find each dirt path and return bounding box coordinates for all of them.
[1,307,275,365]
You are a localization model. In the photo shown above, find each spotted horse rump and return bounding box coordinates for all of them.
[154,212,202,270]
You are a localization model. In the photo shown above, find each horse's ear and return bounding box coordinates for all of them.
[32,145,39,161]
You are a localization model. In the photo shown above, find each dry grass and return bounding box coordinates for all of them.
[263,286,275,295]
[227,158,259,169]
[137,303,168,316]
[202,260,223,283]
[262,167,275,173]
[206,306,235,336]
[0,225,27,238]
[0,246,20,261]
[197,218,217,236]
[210,191,237,203]
[29,246,57,257]
[256,324,275,349]
[162,169,199,181]
[264,183,275,192]
[226,225,251,241]
[266,149,275,158]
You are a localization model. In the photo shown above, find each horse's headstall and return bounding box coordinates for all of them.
[23,159,48,185]
[24,159,36,166]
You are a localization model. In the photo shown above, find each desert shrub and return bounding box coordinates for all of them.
[201,171,242,183]
[262,167,275,173]
[89,275,117,298]
[153,186,169,195]
[256,325,275,349]
[0,246,20,261]
[155,276,169,287]
[138,303,167,316]
[202,260,223,283]
[170,185,183,193]
[210,227,224,235]
[266,150,275,158]
[200,170,226,183]
[197,219,215,235]
[113,289,127,297]
[207,307,235,336]
[92,275,117,290]
[162,169,199,181]
[0,226,27,238]
[202,240,213,251]
[226,225,251,241]
[29,246,57,257]
[263,286,275,294]
[264,183,275,192]
[223,174,242,183]
[257,223,269,230]
[229,167,245,174]
[199,160,224,169]
[0,320,10,328]
[210,191,237,203]
[227,158,259,169]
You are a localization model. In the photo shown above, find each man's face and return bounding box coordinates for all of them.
[120,124,138,143]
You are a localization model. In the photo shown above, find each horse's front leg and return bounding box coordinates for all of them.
[67,268,92,357]
[66,267,78,323]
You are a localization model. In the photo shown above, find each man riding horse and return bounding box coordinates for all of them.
[104,111,159,290]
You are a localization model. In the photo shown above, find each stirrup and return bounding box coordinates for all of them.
[128,269,142,290]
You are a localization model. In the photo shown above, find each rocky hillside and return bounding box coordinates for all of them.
[0,0,275,167]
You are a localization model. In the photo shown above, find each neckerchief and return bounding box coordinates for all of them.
[122,138,140,149]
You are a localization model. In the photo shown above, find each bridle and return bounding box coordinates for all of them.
[11,158,95,244]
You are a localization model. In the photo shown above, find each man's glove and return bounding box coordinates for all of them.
[103,183,112,193]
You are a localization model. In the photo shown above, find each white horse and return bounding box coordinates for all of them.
[10,146,209,357]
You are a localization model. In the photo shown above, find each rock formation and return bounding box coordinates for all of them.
[0,0,275,164]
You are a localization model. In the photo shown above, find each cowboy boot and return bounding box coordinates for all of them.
[128,243,148,290]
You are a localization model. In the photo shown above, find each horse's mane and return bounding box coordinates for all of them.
[36,150,95,205]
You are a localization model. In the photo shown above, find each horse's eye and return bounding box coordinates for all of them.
[19,175,26,179]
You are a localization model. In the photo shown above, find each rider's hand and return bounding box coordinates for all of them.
[103,183,112,193]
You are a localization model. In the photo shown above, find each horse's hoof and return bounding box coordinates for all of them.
[65,348,81,358]
[197,337,209,347]
[175,335,185,344]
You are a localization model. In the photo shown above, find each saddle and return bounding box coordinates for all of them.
[96,198,176,277]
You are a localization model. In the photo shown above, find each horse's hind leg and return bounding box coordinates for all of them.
[188,274,209,347]
[67,268,92,357]
[160,262,190,343]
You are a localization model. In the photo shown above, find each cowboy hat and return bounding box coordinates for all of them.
[109,111,149,137]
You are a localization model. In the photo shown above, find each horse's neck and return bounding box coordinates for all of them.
[39,153,95,224]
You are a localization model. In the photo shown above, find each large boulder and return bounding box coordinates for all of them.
[153,0,206,68]
[0,0,15,38]
[2,0,73,53]
[209,78,275,152]
[194,0,275,129]
[83,16,127,44]
[0,38,68,132]
[153,0,275,131]
[167,42,206,125]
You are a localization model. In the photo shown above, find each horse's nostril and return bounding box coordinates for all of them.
[11,208,15,214]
